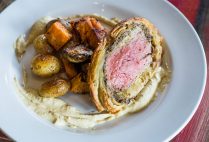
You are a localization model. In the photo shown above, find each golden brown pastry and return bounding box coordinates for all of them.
[88,18,163,113]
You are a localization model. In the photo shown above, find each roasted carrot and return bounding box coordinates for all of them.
[61,57,78,79]
[46,21,72,50]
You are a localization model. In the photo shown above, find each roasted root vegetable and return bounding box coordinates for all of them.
[46,21,72,50]
[33,34,54,54]
[61,57,78,79]
[46,19,72,32]
[31,54,61,77]
[69,73,89,94]
[39,78,70,97]
[75,17,106,49]
[63,44,93,63]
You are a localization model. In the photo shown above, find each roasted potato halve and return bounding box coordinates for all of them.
[39,78,70,97]
[31,54,61,77]
[33,34,54,54]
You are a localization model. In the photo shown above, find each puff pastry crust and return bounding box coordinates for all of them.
[88,18,163,113]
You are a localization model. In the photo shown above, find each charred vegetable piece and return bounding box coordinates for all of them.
[59,19,72,31]
[39,78,70,97]
[46,21,72,50]
[75,17,106,49]
[31,54,61,77]
[69,73,89,94]
[33,34,54,54]
[63,44,93,63]
[61,57,78,79]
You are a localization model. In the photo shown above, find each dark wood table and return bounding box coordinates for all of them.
[0,0,208,141]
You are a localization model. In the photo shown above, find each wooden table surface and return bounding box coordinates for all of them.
[0,0,208,141]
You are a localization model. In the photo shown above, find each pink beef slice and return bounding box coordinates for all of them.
[105,33,152,91]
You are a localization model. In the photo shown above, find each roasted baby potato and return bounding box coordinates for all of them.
[46,21,72,50]
[69,73,89,94]
[75,17,106,49]
[39,78,70,97]
[61,57,78,79]
[33,34,54,54]
[63,44,93,63]
[31,54,61,77]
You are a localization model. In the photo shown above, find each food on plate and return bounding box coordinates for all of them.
[39,78,70,97]
[89,18,163,113]
[61,57,78,79]
[75,17,106,49]
[46,21,72,50]
[62,44,93,63]
[33,34,54,54]
[31,54,61,77]
[69,73,89,94]
[46,19,72,32]
[15,14,170,129]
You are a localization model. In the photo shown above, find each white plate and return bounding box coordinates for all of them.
[0,0,207,142]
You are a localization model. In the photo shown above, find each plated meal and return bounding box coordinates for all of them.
[15,14,170,129]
